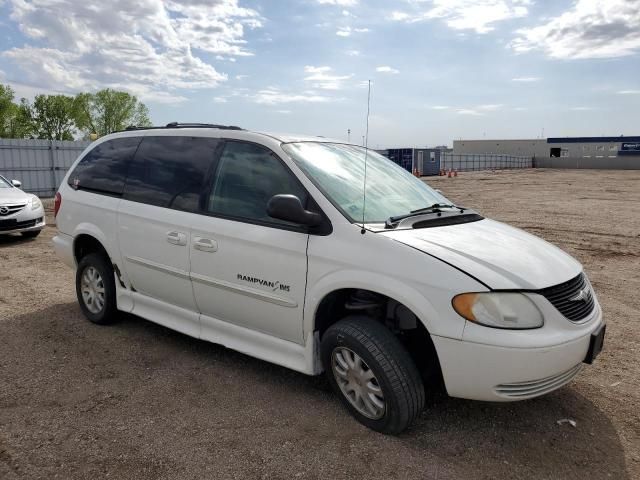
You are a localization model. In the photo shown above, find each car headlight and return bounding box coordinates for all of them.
[30,197,42,210]
[452,292,543,329]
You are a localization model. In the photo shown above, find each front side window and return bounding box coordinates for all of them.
[123,136,219,211]
[68,137,141,195]
[207,141,308,225]
[282,142,450,223]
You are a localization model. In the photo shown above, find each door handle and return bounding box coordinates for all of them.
[167,231,187,246]
[193,236,218,252]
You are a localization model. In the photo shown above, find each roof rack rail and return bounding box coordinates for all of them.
[165,122,243,130]
[119,123,244,133]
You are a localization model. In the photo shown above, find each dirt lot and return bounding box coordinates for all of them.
[1,169,639,479]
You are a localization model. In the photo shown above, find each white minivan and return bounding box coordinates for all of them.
[53,123,605,434]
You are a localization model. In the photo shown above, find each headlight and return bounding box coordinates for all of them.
[452,292,543,329]
[30,197,42,210]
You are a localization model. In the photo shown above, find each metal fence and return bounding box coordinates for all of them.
[0,139,91,197]
[441,153,532,172]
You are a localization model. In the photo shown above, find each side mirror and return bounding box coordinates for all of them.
[267,194,322,227]
[11,180,22,188]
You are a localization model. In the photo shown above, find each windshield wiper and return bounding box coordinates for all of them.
[385,203,466,229]
[410,203,460,214]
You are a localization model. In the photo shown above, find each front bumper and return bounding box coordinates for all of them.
[0,212,45,234]
[433,294,604,402]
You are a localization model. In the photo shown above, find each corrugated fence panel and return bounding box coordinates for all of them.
[0,138,91,197]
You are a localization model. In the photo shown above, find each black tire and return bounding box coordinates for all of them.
[21,230,41,239]
[321,316,425,434]
[75,253,118,325]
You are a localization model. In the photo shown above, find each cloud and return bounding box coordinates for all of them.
[235,74,249,80]
[336,26,369,37]
[511,76,540,82]
[317,0,358,5]
[345,49,360,56]
[376,66,400,74]
[251,88,333,105]
[392,0,531,34]
[511,0,640,59]
[431,105,450,110]
[1,0,262,100]
[457,109,483,116]
[456,104,503,115]
[570,106,595,111]
[213,96,228,103]
[477,104,503,111]
[304,65,353,90]
[618,89,640,94]
[275,110,292,114]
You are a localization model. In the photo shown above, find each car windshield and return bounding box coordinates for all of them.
[0,175,12,188]
[282,142,451,223]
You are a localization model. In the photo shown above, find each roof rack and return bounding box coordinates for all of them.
[165,122,243,130]
[122,122,243,132]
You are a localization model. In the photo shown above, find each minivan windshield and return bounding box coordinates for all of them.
[282,142,452,223]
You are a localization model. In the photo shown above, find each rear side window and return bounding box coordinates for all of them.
[207,141,308,225]
[68,137,141,195]
[123,136,219,211]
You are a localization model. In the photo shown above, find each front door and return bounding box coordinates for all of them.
[189,141,309,343]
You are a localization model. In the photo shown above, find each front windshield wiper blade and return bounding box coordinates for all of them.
[385,203,465,227]
[410,203,461,214]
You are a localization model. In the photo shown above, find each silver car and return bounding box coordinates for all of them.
[0,175,45,238]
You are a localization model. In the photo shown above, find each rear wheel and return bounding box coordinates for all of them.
[321,316,425,434]
[76,253,118,324]
[21,230,41,239]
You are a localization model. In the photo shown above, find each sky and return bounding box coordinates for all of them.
[0,0,639,147]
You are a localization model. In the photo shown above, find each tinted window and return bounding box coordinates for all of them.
[207,141,307,224]
[123,136,219,211]
[68,137,141,195]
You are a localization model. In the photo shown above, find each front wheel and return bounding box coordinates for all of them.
[76,253,118,325]
[321,316,425,434]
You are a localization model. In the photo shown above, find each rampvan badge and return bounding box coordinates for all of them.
[237,273,290,292]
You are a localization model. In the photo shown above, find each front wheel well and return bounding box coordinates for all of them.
[314,289,443,386]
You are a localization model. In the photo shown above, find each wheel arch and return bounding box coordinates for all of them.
[71,223,114,264]
[304,271,447,338]
[307,280,446,385]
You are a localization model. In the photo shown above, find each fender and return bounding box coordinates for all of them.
[304,268,473,342]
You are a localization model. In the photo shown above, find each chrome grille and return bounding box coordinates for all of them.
[0,203,26,216]
[495,364,582,398]
[538,273,595,322]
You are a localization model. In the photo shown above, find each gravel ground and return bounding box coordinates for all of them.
[1,169,638,479]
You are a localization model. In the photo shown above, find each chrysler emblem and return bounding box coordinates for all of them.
[0,206,8,215]
[569,287,591,303]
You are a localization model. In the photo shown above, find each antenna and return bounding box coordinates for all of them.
[361,80,371,235]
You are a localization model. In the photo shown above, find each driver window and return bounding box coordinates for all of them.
[208,141,308,224]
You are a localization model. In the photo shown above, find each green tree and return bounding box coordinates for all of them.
[26,94,78,140]
[74,89,152,137]
[0,85,34,139]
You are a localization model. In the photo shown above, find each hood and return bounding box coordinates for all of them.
[0,188,30,204]
[380,218,582,290]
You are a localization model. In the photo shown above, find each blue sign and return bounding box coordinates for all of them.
[621,142,640,151]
